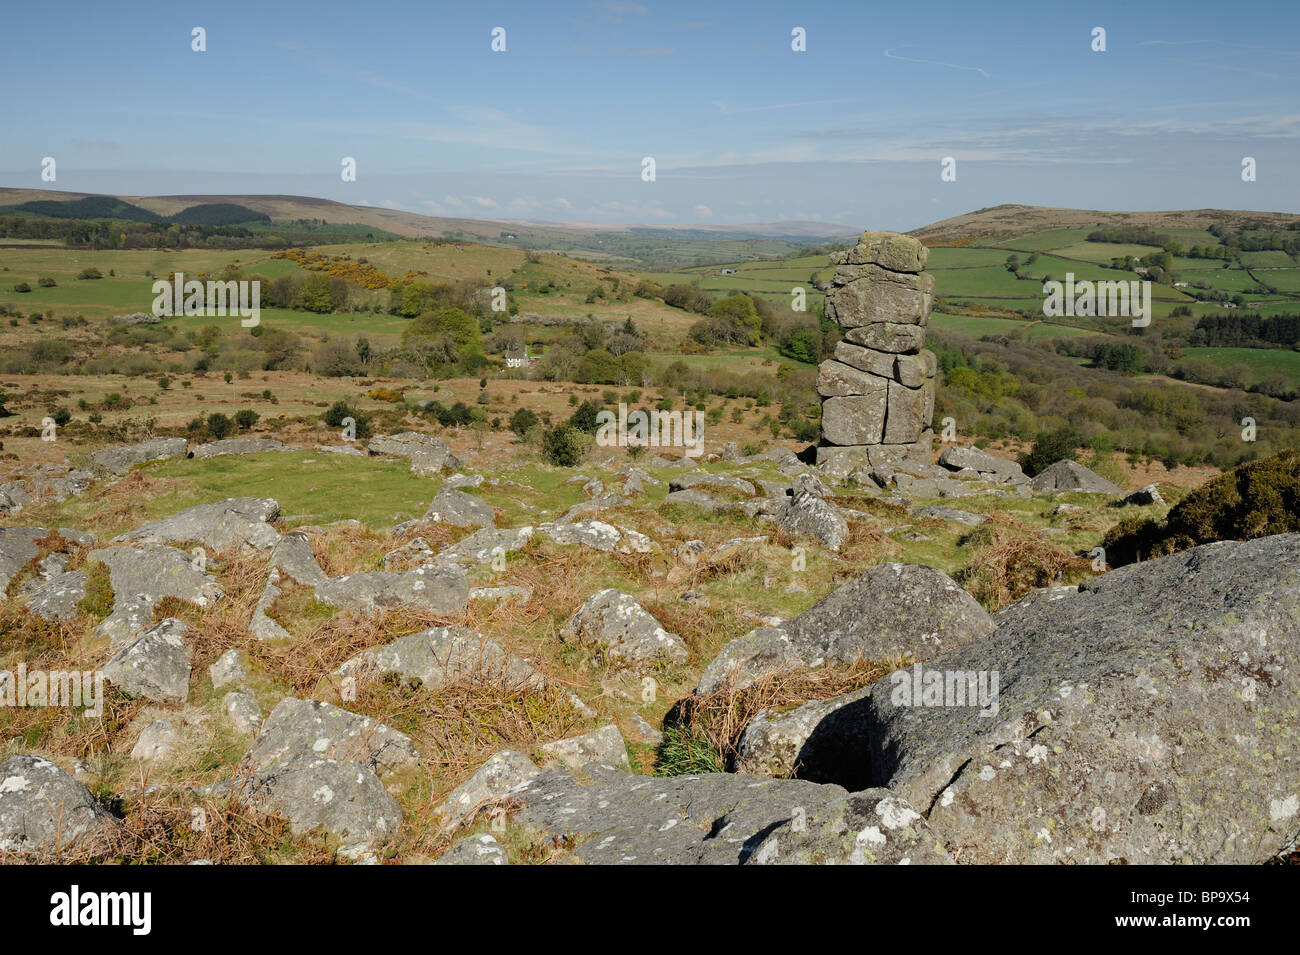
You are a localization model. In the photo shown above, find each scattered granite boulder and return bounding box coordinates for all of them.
[443,472,484,489]
[433,750,541,833]
[91,437,188,476]
[130,719,179,761]
[114,497,281,553]
[251,758,404,848]
[1123,483,1165,507]
[0,756,117,854]
[103,618,193,703]
[244,698,418,777]
[434,833,508,865]
[538,520,650,554]
[190,438,291,459]
[209,650,246,690]
[627,713,664,745]
[662,488,726,512]
[775,491,849,551]
[336,626,548,693]
[22,569,87,620]
[910,505,986,527]
[695,564,993,695]
[540,726,630,772]
[222,691,263,734]
[1029,459,1122,495]
[745,788,949,865]
[433,525,533,567]
[862,533,1300,864]
[422,486,495,529]
[563,590,688,674]
[734,687,873,787]
[88,544,223,646]
[368,432,461,475]
[668,473,757,496]
[314,564,468,616]
[0,526,46,591]
[937,446,1028,485]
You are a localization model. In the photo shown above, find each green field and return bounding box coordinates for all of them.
[1180,346,1300,386]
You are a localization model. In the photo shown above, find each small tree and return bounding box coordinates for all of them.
[234,409,259,431]
[541,425,585,467]
[206,412,233,440]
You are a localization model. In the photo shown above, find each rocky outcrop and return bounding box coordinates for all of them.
[859,533,1300,864]
[816,231,936,472]
[368,432,461,475]
[91,437,188,476]
[103,618,193,703]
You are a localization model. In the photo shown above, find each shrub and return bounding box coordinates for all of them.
[234,409,260,431]
[12,282,31,293]
[541,425,585,467]
[50,407,71,427]
[77,267,103,280]
[1017,426,1080,477]
[206,412,233,440]
[567,399,603,434]
[37,277,56,288]
[509,408,540,435]
[1103,449,1300,565]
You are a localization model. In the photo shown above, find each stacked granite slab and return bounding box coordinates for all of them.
[815,231,936,477]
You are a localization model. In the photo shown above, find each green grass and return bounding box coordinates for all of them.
[1180,347,1300,385]
[37,451,438,534]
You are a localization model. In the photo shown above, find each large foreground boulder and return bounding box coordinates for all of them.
[862,533,1300,864]
[508,764,947,865]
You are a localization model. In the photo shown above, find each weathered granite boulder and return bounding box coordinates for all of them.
[244,698,418,777]
[0,756,117,854]
[695,563,993,695]
[937,445,1027,484]
[744,788,950,865]
[88,544,223,646]
[1029,459,1122,495]
[563,589,688,673]
[540,725,630,772]
[433,750,541,833]
[91,437,188,475]
[209,649,246,690]
[775,491,850,551]
[314,564,468,616]
[368,432,460,474]
[668,473,757,496]
[861,533,1300,864]
[103,617,193,703]
[434,833,508,865]
[190,438,291,459]
[422,486,495,528]
[336,626,547,692]
[114,497,281,553]
[734,687,873,787]
[508,763,947,865]
[1123,483,1165,507]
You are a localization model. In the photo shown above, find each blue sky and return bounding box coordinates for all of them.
[2,0,1298,231]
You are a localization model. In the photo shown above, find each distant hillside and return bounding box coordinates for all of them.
[0,187,852,247]
[0,195,164,222]
[911,204,1300,245]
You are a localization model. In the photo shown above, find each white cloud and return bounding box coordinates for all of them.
[693,204,712,218]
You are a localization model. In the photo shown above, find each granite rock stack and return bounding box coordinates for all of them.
[816,231,936,476]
